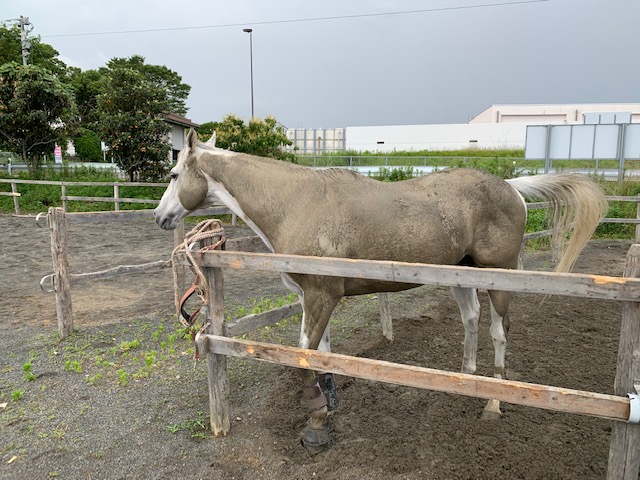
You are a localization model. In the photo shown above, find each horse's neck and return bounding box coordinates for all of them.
[200,152,308,248]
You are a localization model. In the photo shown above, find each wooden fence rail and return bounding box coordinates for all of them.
[192,243,640,480]
[1,179,166,214]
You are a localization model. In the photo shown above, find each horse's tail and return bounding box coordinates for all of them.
[506,174,608,272]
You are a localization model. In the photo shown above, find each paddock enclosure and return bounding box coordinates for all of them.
[0,209,639,479]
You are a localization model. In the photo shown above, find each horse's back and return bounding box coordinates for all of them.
[278,168,526,267]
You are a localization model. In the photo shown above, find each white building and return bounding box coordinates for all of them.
[469,103,640,125]
[164,113,200,161]
[288,103,640,153]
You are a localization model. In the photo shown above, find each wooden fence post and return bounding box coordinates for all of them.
[114,184,120,211]
[172,219,186,311]
[607,244,640,479]
[11,182,20,215]
[48,207,74,339]
[203,233,230,436]
[378,293,393,341]
[635,195,640,242]
[61,184,68,212]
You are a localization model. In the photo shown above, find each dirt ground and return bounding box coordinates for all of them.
[0,213,636,479]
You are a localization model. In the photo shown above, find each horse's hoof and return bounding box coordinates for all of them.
[480,399,502,421]
[480,409,502,421]
[300,422,331,455]
[318,373,339,411]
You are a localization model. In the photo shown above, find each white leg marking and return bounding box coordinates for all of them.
[451,287,480,375]
[483,298,507,416]
[489,300,507,380]
[299,310,310,349]
[318,323,331,353]
[298,310,331,353]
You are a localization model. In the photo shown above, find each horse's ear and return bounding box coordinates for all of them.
[187,128,198,151]
[205,131,216,147]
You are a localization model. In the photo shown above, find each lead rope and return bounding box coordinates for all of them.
[171,219,226,330]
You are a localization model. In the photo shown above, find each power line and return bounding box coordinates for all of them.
[42,0,549,38]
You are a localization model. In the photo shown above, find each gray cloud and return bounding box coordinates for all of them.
[7,0,638,127]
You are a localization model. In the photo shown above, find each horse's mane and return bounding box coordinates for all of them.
[196,142,366,183]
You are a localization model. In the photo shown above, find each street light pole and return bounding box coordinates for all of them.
[242,28,254,119]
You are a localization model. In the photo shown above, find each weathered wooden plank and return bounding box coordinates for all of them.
[607,244,640,480]
[0,179,168,187]
[202,234,230,437]
[63,206,231,224]
[523,228,554,240]
[200,335,630,422]
[69,260,170,285]
[11,182,19,215]
[526,201,552,210]
[378,293,393,341]
[0,179,63,186]
[172,220,186,309]
[601,218,640,224]
[606,196,640,203]
[62,195,161,204]
[226,302,302,337]
[200,250,640,302]
[0,191,20,196]
[48,208,73,339]
[637,197,640,242]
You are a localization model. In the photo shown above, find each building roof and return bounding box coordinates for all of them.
[163,113,200,128]
[469,103,640,124]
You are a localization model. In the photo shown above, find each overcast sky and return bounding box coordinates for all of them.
[4,0,638,128]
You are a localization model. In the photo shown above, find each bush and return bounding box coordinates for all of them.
[74,129,103,162]
[369,166,416,182]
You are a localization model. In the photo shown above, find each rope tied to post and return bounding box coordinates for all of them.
[171,219,226,329]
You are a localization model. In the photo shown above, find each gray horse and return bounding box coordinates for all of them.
[155,128,607,451]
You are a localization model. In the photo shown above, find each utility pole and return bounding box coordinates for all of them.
[3,16,33,64]
[19,16,33,65]
[9,16,33,65]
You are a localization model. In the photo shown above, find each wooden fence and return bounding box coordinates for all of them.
[42,206,236,339]
[0,179,167,215]
[191,241,640,480]
[37,205,640,478]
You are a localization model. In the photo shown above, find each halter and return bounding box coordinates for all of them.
[171,219,226,329]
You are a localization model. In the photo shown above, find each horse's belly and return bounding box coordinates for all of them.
[343,278,422,296]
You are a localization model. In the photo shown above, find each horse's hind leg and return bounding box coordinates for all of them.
[296,284,342,454]
[451,287,481,375]
[482,289,512,420]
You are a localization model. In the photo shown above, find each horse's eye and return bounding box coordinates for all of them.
[170,172,178,180]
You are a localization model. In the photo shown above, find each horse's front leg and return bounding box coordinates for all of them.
[295,285,342,454]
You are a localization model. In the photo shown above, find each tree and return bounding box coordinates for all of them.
[0,24,68,76]
[95,65,171,181]
[73,128,103,162]
[0,62,77,172]
[67,67,104,125]
[106,56,190,116]
[198,115,295,162]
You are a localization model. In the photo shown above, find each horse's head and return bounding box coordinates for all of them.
[154,128,216,230]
